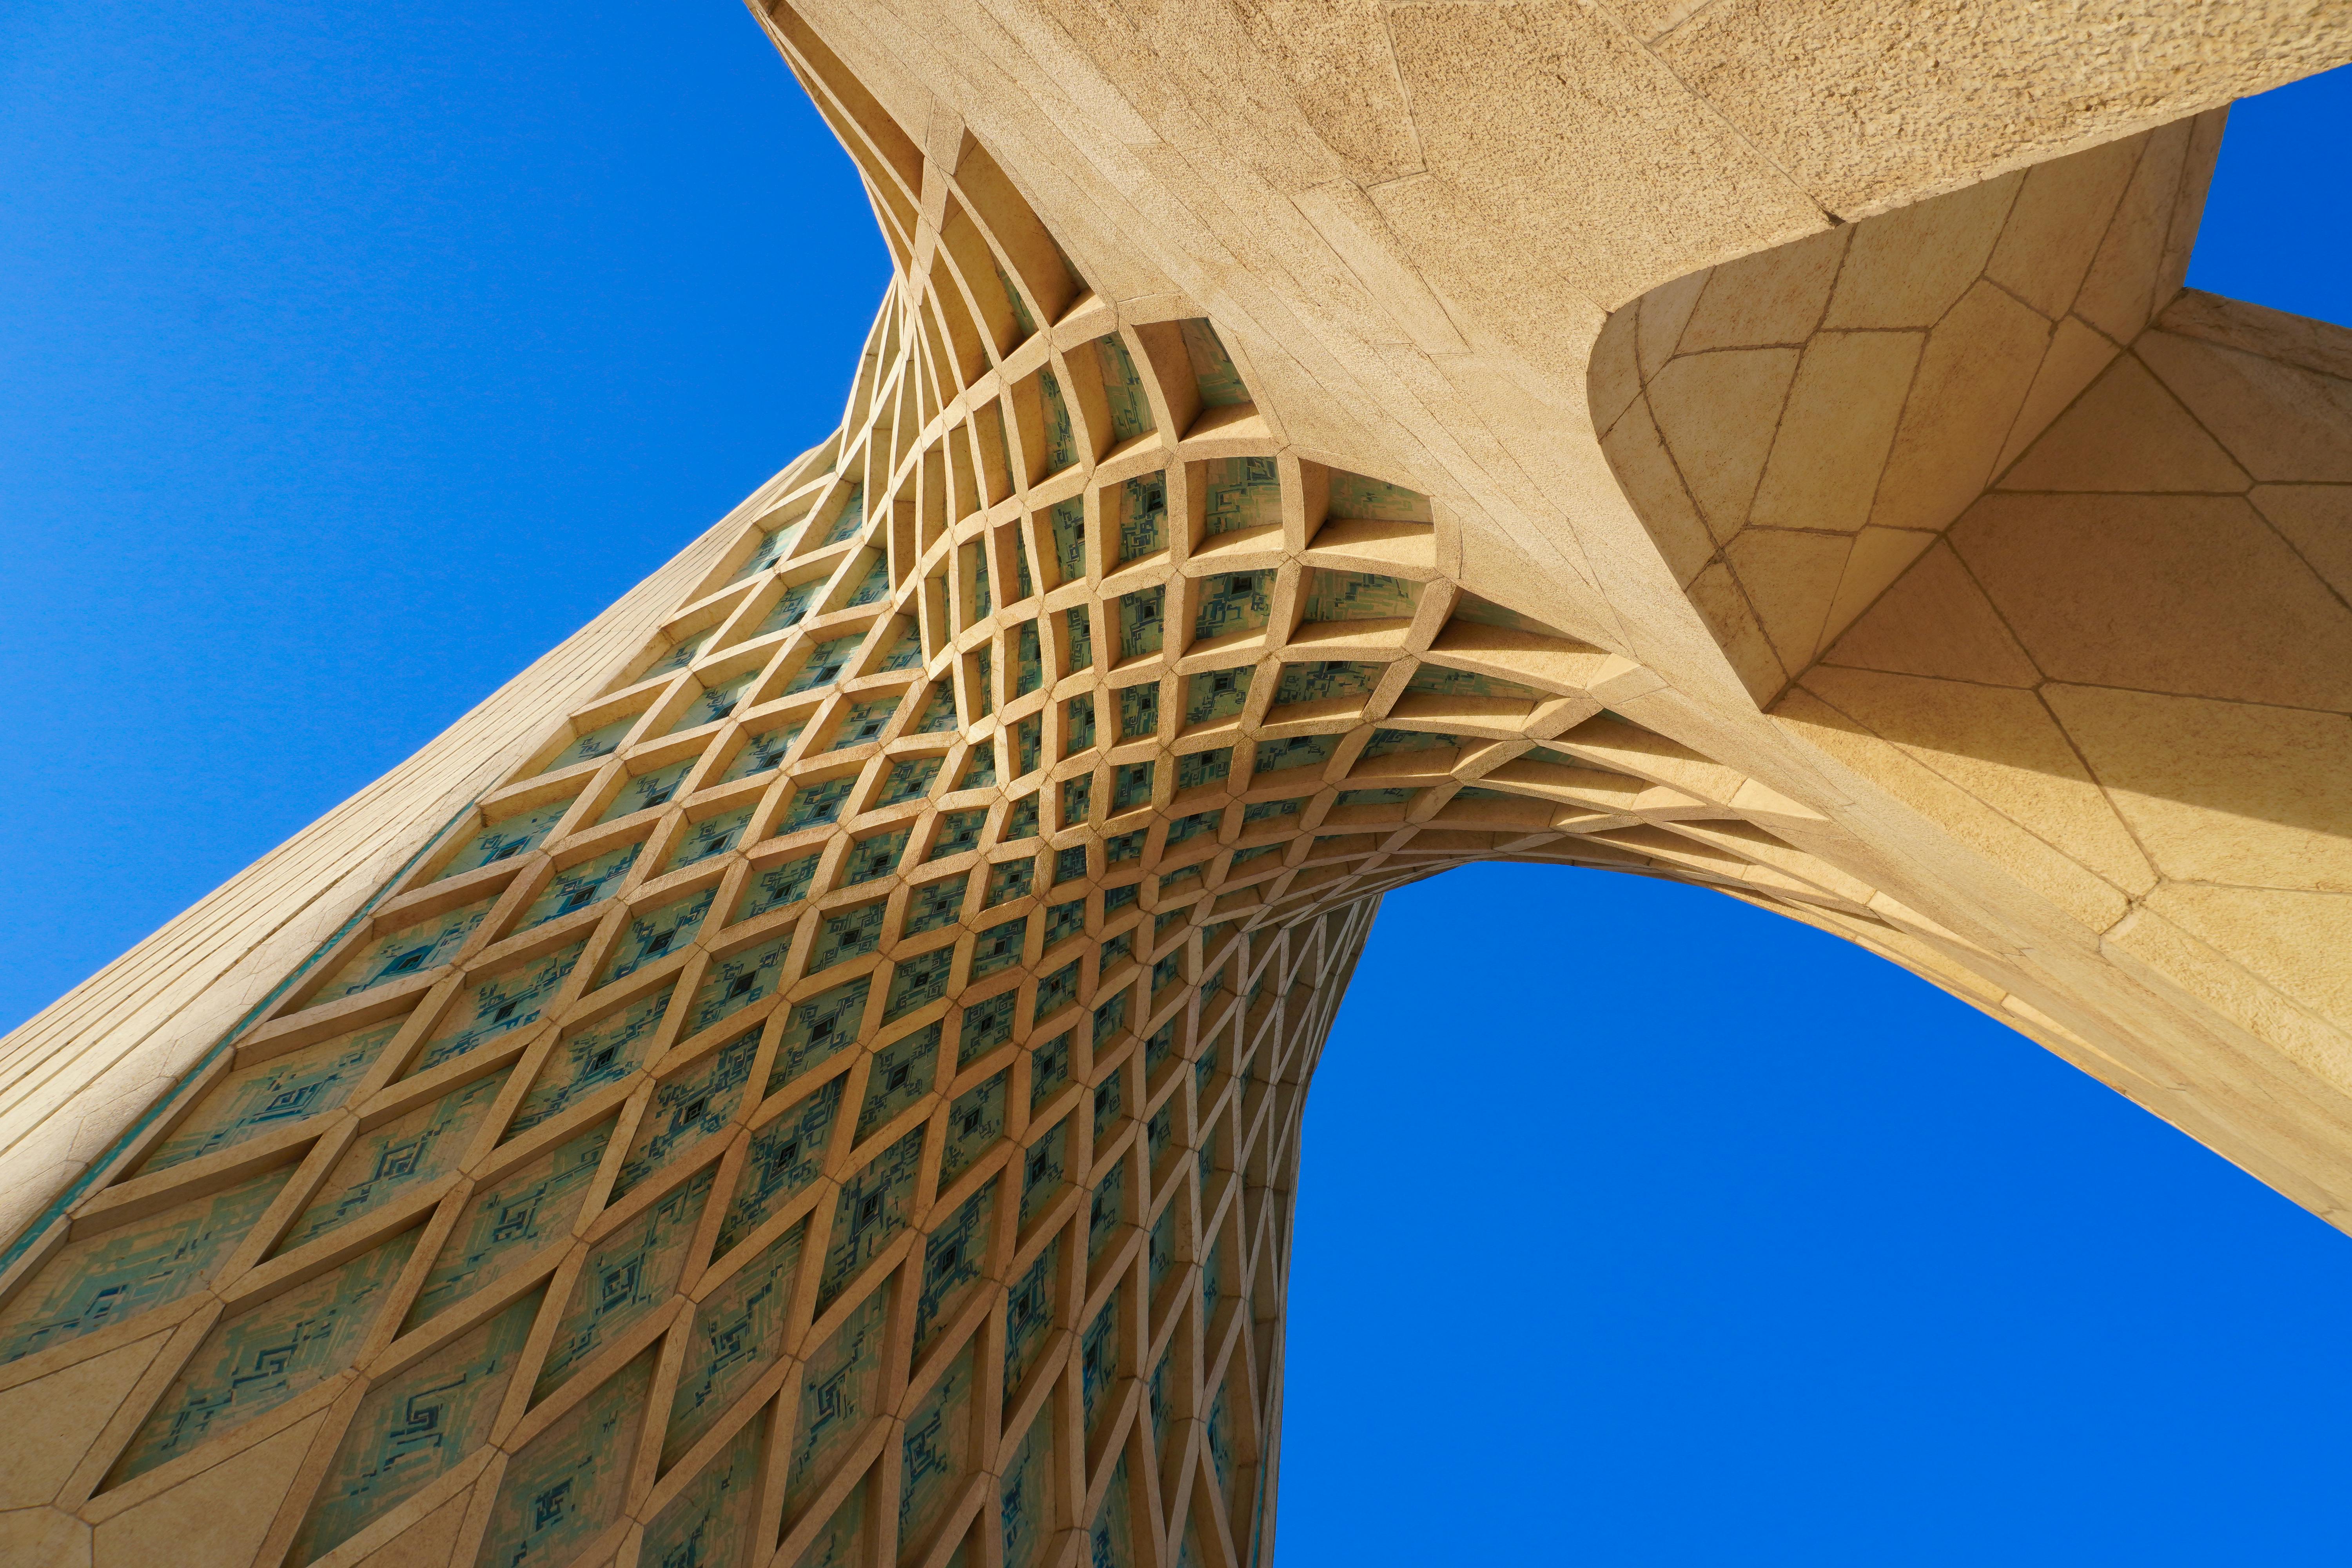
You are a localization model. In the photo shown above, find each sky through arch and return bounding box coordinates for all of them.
[3,10,2351,1562]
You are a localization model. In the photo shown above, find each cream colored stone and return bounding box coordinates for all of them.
[1651,0,2345,217]
[2158,112,2227,302]
[0,1508,90,1568]
[2250,483,2352,602]
[1637,268,1707,381]
[1954,492,2352,710]
[1599,399,1715,586]
[2073,122,2188,346]
[92,1410,327,1568]
[2044,684,2352,893]
[1749,330,1923,534]
[2145,884,2352,1034]
[1816,525,1936,656]
[0,1335,171,1509]
[2103,905,2352,1105]
[1775,683,2132,930]
[1723,527,1849,670]
[1603,0,1711,44]
[1361,168,1601,386]
[1225,0,1423,182]
[1678,226,1849,351]
[1868,279,2052,534]
[1644,347,1799,541]
[2157,286,2352,383]
[1383,0,1826,307]
[1820,172,2019,330]
[11,18,2352,1566]
[1587,307,1643,435]
[1293,179,1470,356]
[1820,540,2040,687]
[1991,315,2120,477]
[1984,133,2144,319]
[2136,327,2352,482]
[1685,559,1786,699]
[348,1489,477,1568]
[1800,666,2156,897]
[1996,353,2247,493]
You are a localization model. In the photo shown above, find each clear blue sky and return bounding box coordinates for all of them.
[5,7,2350,1561]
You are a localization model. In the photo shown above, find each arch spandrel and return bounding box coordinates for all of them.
[2,4,2351,1565]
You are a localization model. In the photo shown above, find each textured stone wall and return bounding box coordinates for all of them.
[2,4,2350,1566]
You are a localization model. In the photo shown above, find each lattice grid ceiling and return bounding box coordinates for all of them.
[0,24,1924,1568]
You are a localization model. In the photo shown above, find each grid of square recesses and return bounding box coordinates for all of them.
[0,72,1906,1568]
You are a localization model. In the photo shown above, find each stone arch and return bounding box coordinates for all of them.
[2,7,2350,1566]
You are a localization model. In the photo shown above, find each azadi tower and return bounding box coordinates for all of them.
[4,4,2352,1565]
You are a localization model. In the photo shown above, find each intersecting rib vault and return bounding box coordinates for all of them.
[2,4,2351,1566]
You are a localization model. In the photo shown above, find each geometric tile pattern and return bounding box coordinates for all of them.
[0,56,1897,1567]
[7,7,2352,1568]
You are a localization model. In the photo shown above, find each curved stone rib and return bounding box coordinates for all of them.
[2,5,2350,1566]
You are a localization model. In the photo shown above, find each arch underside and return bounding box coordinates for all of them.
[0,4,2348,1567]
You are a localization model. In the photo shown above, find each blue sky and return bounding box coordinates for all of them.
[5,6,2350,1561]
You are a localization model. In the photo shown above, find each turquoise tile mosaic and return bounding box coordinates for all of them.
[475,1351,651,1567]
[595,888,713,984]
[1325,468,1432,523]
[517,842,640,927]
[664,806,753,873]
[640,1401,757,1568]
[1002,1243,1055,1405]
[612,1029,759,1198]
[1180,319,1250,407]
[1301,568,1419,622]
[438,797,573,879]
[897,1341,975,1548]
[542,714,635,774]
[734,853,819,926]
[0,1167,290,1364]
[277,1071,507,1252]
[942,1073,1007,1185]
[506,985,674,1137]
[138,1018,399,1175]
[721,720,805,782]
[410,940,585,1074]
[732,518,805,582]
[766,978,871,1094]
[669,671,757,734]
[289,1290,543,1564]
[533,1165,711,1401]
[663,1221,803,1464]
[816,1129,922,1308]
[114,1227,419,1481]
[1000,1401,1054,1568]
[1117,585,1163,661]
[315,896,496,1002]
[1200,454,1281,535]
[1094,334,1154,442]
[1037,371,1077,473]
[1193,571,1272,642]
[689,934,792,1036]
[855,1022,939,1140]
[1184,665,1252,725]
[913,1182,991,1353]
[784,1284,888,1519]
[820,485,866,546]
[1116,474,1166,563]
[642,1404,762,1568]
[14,195,1439,1568]
[1048,498,1084,584]
[405,1118,613,1327]
[712,1082,839,1259]
[597,759,693,821]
